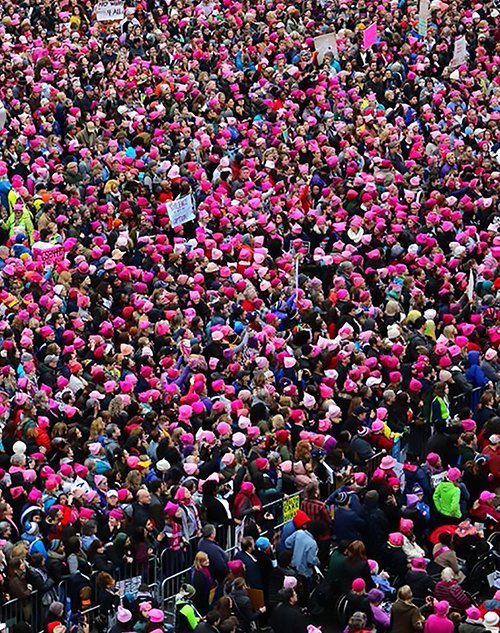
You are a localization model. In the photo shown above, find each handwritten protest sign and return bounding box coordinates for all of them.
[167,195,196,228]
[95,0,124,22]
[363,22,378,49]
[451,35,467,67]
[282,495,300,523]
[314,32,339,63]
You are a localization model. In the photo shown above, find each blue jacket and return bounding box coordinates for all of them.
[333,507,365,542]
[197,538,229,582]
[465,351,489,388]
[285,529,319,578]
[277,519,296,552]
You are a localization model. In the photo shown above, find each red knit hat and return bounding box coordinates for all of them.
[293,510,311,528]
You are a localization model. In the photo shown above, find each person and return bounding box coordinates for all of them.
[0,0,496,622]
[194,609,222,633]
[344,611,373,633]
[483,612,500,632]
[269,587,308,633]
[404,558,436,604]
[300,483,331,568]
[268,550,297,609]
[25,553,58,614]
[433,567,471,611]
[327,540,348,591]
[110,606,133,633]
[7,558,32,620]
[345,578,373,627]
[278,511,311,553]
[367,588,390,631]
[458,607,487,633]
[381,533,408,581]
[340,541,373,593]
[229,577,265,633]
[190,551,215,616]
[44,601,66,633]
[389,586,424,633]
[95,572,120,616]
[423,601,454,633]
[175,584,202,633]
[333,492,366,543]
[431,533,464,583]
[469,491,500,524]
[197,525,230,586]
[284,519,320,582]
[433,469,463,522]
[233,537,264,591]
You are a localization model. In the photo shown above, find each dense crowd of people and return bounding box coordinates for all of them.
[0,0,498,630]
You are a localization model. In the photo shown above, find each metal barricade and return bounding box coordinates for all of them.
[0,597,26,632]
[362,450,384,478]
[157,493,301,615]
[0,591,40,633]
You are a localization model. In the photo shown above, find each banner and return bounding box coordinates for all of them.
[95,0,124,21]
[363,22,378,49]
[116,575,142,597]
[418,0,429,36]
[166,195,196,228]
[282,495,300,523]
[32,242,65,265]
[313,33,339,63]
[451,35,467,67]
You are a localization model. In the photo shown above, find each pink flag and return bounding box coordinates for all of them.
[363,22,378,49]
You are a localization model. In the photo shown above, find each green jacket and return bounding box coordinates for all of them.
[1,207,34,243]
[433,481,461,518]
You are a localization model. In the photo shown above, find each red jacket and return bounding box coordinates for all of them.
[35,428,51,451]
[470,500,500,523]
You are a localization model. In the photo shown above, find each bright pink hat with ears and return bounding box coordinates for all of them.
[388,532,404,547]
[447,467,461,481]
[351,578,365,592]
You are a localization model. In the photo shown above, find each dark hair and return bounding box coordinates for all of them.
[277,587,295,603]
[87,540,104,560]
[414,316,426,329]
[65,536,82,555]
[206,610,221,625]
[28,553,44,567]
[240,536,254,552]
[438,532,452,546]
[220,616,238,633]
[276,550,293,567]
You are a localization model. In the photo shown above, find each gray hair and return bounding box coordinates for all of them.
[202,524,216,539]
[441,567,455,582]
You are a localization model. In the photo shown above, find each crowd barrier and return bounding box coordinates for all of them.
[158,492,302,623]
[0,383,486,633]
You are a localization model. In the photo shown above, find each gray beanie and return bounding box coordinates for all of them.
[49,601,64,616]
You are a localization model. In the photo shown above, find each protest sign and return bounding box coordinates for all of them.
[282,495,300,523]
[167,195,196,228]
[95,0,124,22]
[314,32,339,63]
[32,243,65,266]
[418,0,429,36]
[363,22,378,49]
[116,576,142,597]
[451,35,467,67]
